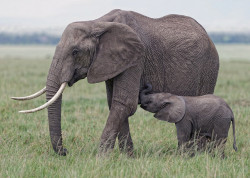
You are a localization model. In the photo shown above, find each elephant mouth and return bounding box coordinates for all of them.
[68,80,75,87]
[67,67,89,87]
[140,104,147,110]
[68,73,87,87]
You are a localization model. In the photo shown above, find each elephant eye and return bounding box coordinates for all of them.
[72,49,79,56]
[161,102,169,109]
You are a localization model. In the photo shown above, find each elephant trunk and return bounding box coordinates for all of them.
[140,83,153,104]
[46,64,67,156]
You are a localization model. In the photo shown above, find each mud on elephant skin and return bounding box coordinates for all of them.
[140,84,237,157]
[12,9,219,156]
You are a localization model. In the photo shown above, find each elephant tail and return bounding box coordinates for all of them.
[231,117,237,151]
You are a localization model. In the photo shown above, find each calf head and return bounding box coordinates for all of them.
[140,85,186,123]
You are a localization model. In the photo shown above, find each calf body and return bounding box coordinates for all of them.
[140,84,237,156]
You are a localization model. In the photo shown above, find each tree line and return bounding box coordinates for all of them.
[0,32,250,44]
[209,33,250,44]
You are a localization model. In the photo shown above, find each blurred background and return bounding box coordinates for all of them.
[0,0,250,60]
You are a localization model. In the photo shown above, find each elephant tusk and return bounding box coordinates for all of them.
[18,82,67,114]
[11,87,46,100]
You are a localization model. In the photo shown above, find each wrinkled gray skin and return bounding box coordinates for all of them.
[46,9,219,156]
[140,84,237,157]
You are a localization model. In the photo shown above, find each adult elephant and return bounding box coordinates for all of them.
[12,9,219,156]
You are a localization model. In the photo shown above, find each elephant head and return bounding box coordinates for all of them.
[12,21,144,155]
[140,85,186,123]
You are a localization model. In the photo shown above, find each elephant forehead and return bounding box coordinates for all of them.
[66,22,92,32]
[62,23,91,42]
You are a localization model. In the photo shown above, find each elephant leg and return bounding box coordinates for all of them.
[99,101,131,153]
[105,80,113,110]
[212,119,230,158]
[105,80,134,155]
[176,121,193,155]
[177,133,191,150]
[196,135,211,152]
[216,138,227,159]
[117,117,134,155]
[100,66,141,155]
[212,134,227,159]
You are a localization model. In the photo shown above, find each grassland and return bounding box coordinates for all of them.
[0,45,249,177]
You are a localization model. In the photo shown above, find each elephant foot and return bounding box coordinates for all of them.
[98,145,134,158]
[118,135,134,154]
[221,152,226,159]
[118,141,134,157]
[97,148,112,158]
[126,150,135,158]
[117,118,134,157]
[56,147,68,156]
[98,136,116,156]
[219,152,226,159]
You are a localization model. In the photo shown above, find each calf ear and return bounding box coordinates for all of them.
[154,96,186,123]
[87,22,144,83]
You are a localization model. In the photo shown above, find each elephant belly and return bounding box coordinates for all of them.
[135,18,213,96]
[140,54,201,96]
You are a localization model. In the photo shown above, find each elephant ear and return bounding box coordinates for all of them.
[154,96,186,123]
[87,22,144,83]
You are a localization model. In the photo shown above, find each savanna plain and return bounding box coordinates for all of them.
[0,44,249,177]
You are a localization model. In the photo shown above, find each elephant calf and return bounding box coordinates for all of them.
[140,84,237,157]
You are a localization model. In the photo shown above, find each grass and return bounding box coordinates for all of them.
[0,45,56,60]
[215,44,250,61]
[0,45,249,177]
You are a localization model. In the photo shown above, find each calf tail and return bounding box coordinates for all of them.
[232,117,237,151]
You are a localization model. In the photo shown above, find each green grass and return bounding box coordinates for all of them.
[216,44,250,61]
[0,45,249,177]
[0,45,56,60]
